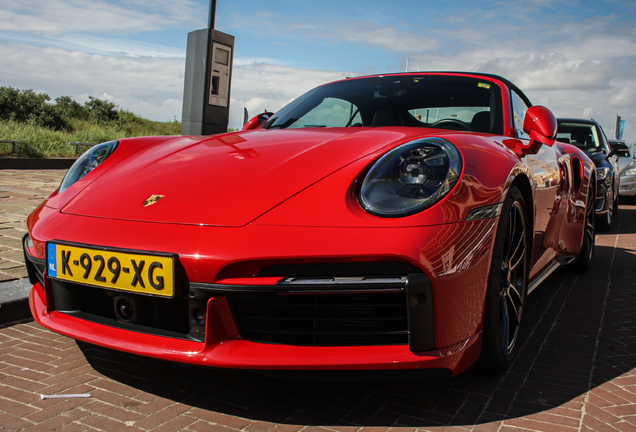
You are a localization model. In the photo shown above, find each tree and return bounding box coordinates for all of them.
[0,86,68,130]
[84,96,118,123]
[55,96,87,120]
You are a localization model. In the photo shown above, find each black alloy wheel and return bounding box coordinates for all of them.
[497,199,527,355]
[478,185,528,372]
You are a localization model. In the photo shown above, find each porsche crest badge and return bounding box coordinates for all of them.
[143,195,165,207]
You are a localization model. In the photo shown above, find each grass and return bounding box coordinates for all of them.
[0,116,182,158]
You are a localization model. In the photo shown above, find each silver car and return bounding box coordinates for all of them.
[611,140,636,202]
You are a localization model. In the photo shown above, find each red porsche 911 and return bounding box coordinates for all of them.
[23,72,596,377]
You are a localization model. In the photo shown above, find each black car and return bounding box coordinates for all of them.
[557,118,620,231]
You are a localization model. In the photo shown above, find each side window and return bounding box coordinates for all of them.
[511,90,530,140]
[597,124,610,151]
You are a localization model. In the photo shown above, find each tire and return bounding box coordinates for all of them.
[477,186,529,372]
[572,183,596,272]
[597,180,617,232]
[613,182,620,215]
[596,204,612,232]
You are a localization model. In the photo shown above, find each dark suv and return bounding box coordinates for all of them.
[557,118,620,231]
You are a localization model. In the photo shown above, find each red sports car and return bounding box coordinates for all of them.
[23,72,596,377]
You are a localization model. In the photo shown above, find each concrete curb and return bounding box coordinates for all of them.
[0,279,32,324]
[0,158,75,170]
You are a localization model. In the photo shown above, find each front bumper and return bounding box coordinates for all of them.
[29,280,480,376]
[619,174,636,197]
[595,181,612,214]
[25,210,498,375]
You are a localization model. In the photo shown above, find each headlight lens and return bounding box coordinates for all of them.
[621,162,636,177]
[359,137,463,217]
[595,167,609,181]
[59,141,118,193]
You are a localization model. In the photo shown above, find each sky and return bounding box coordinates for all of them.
[1,0,635,140]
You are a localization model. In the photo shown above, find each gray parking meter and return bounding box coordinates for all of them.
[182,29,235,135]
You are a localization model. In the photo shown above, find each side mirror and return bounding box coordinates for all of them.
[504,106,557,157]
[522,105,557,154]
[607,145,620,159]
[242,112,274,131]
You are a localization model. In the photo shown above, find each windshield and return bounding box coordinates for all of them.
[610,142,631,158]
[263,75,504,134]
[616,148,631,158]
[556,123,603,153]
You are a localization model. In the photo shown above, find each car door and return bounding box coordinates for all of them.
[510,90,562,277]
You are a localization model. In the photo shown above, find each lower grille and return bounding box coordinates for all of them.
[49,279,204,341]
[227,291,409,346]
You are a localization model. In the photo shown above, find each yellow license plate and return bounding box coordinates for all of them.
[46,242,175,297]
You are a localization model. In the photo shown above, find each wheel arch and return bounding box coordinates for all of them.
[476,179,531,371]
[508,173,534,259]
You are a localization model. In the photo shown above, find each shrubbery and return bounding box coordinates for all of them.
[0,87,121,131]
[0,87,69,130]
[0,86,181,158]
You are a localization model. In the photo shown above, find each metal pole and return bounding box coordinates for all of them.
[208,0,216,29]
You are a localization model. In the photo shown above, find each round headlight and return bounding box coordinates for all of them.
[59,140,118,193]
[358,137,463,217]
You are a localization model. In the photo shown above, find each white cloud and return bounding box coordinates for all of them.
[553,33,636,63]
[608,86,636,109]
[476,53,612,91]
[1,32,186,58]
[309,19,439,54]
[1,0,635,142]
[0,42,185,122]
[228,12,438,54]
[229,62,352,129]
[0,0,206,35]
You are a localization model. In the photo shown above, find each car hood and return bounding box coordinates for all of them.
[61,128,421,226]
[618,157,634,172]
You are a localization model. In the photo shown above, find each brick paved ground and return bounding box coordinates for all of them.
[1,168,636,431]
[0,170,64,281]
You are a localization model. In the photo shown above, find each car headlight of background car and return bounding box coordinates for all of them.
[595,167,610,181]
[358,137,463,217]
[59,141,119,193]
[621,162,636,177]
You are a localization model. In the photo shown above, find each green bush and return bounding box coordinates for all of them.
[0,86,182,158]
[55,96,86,120]
[0,87,69,130]
[84,95,118,123]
